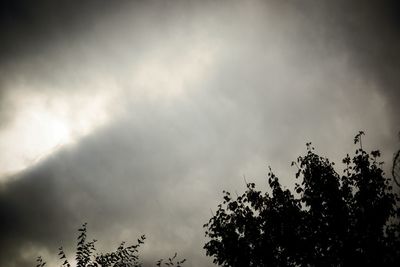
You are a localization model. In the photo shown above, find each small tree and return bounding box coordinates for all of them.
[36,223,185,267]
[204,132,400,266]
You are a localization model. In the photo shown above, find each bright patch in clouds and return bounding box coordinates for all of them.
[0,89,113,178]
[0,41,216,179]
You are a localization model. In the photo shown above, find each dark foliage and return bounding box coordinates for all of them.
[36,223,185,267]
[156,253,186,267]
[204,132,400,266]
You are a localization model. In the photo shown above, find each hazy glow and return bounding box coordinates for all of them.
[0,41,217,179]
[0,89,113,177]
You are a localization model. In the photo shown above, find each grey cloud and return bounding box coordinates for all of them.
[297,0,400,128]
[0,0,399,266]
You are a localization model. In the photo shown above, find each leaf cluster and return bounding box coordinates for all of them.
[156,253,186,267]
[37,224,185,267]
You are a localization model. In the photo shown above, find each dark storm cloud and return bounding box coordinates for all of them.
[0,1,399,267]
[0,0,130,62]
[297,0,400,129]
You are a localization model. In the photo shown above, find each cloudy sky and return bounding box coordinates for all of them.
[0,0,399,266]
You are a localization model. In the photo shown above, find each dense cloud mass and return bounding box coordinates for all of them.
[0,1,399,266]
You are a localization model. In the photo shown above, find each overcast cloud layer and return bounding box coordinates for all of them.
[1,1,399,266]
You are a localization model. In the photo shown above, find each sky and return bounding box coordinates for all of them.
[0,0,399,266]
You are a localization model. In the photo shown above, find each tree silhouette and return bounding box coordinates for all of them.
[392,131,400,187]
[204,132,400,266]
[36,223,185,267]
